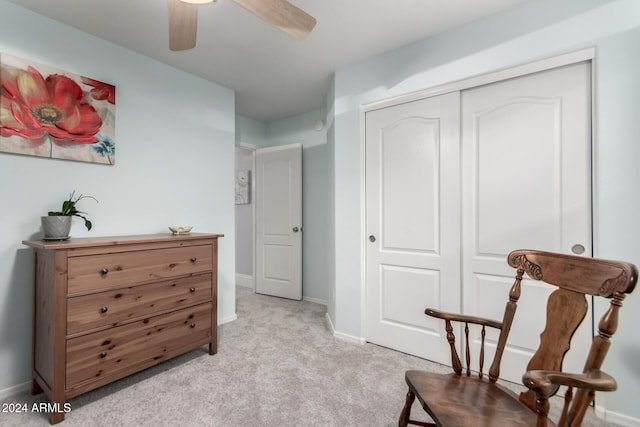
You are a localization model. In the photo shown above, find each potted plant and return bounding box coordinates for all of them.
[41,191,98,240]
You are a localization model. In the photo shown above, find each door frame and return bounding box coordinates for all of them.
[360,47,596,341]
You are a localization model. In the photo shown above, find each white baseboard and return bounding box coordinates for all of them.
[218,314,238,325]
[0,381,30,400]
[325,313,366,345]
[325,312,336,335]
[236,274,327,306]
[235,273,254,289]
[595,404,640,426]
[303,296,327,306]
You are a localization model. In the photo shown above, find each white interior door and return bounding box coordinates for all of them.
[255,144,302,300]
[461,62,592,382]
[365,92,461,365]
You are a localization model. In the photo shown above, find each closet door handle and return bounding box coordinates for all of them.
[571,244,586,255]
[369,235,376,243]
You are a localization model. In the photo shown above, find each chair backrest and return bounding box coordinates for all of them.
[507,249,637,423]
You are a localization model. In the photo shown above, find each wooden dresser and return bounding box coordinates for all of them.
[22,233,223,424]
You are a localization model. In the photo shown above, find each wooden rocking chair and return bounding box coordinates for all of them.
[398,249,637,427]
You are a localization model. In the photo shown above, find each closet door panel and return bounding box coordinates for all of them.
[365,92,461,365]
[461,62,592,383]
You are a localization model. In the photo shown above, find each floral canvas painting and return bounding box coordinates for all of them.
[235,170,250,204]
[0,53,115,165]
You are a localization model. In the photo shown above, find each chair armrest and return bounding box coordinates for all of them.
[425,308,504,378]
[523,368,617,397]
[425,308,503,329]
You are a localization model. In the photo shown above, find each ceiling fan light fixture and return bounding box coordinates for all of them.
[180,0,215,4]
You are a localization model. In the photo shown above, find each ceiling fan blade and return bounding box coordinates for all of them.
[232,0,316,40]
[169,0,198,51]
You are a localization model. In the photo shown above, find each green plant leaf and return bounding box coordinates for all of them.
[61,200,75,215]
[46,191,97,231]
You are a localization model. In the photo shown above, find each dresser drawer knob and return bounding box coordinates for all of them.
[99,352,107,358]
[190,257,197,263]
[100,268,109,275]
[189,287,196,293]
[100,306,108,314]
[190,323,196,329]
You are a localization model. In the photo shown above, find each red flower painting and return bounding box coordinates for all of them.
[0,54,116,164]
[82,77,116,105]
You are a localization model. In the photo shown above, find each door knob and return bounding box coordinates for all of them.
[369,235,376,243]
[293,227,299,233]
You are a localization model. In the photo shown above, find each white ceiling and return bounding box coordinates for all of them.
[8,0,529,122]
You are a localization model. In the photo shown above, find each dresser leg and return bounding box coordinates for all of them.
[31,377,43,395]
[49,410,65,424]
[209,341,217,355]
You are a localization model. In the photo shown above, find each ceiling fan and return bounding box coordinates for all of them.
[168,0,317,51]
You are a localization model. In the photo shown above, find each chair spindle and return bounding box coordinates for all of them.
[479,326,486,378]
[445,319,462,375]
[465,323,471,376]
[557,386,573,427]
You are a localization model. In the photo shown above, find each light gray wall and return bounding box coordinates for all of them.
[234,116,263,283]
[299,142,329,303]
[0,0,236,393]
[266,109,327,148]
[325,77,337,323]
[329,0,640,422]
[235,115,266,147]
[235,146,254,276]
[592,22,640,423]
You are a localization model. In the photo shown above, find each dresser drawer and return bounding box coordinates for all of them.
[66,302,212,388]
[66,273,212,336]
[67,244,213,295]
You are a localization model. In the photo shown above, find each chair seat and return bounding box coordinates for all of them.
[405,370,555,427]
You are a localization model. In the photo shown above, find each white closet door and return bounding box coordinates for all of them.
[461,62,592,382]
[365,92,461,365]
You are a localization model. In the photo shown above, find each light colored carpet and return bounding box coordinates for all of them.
[1,286,621,426]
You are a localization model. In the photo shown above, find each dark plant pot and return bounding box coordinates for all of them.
[41,216,72,239]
